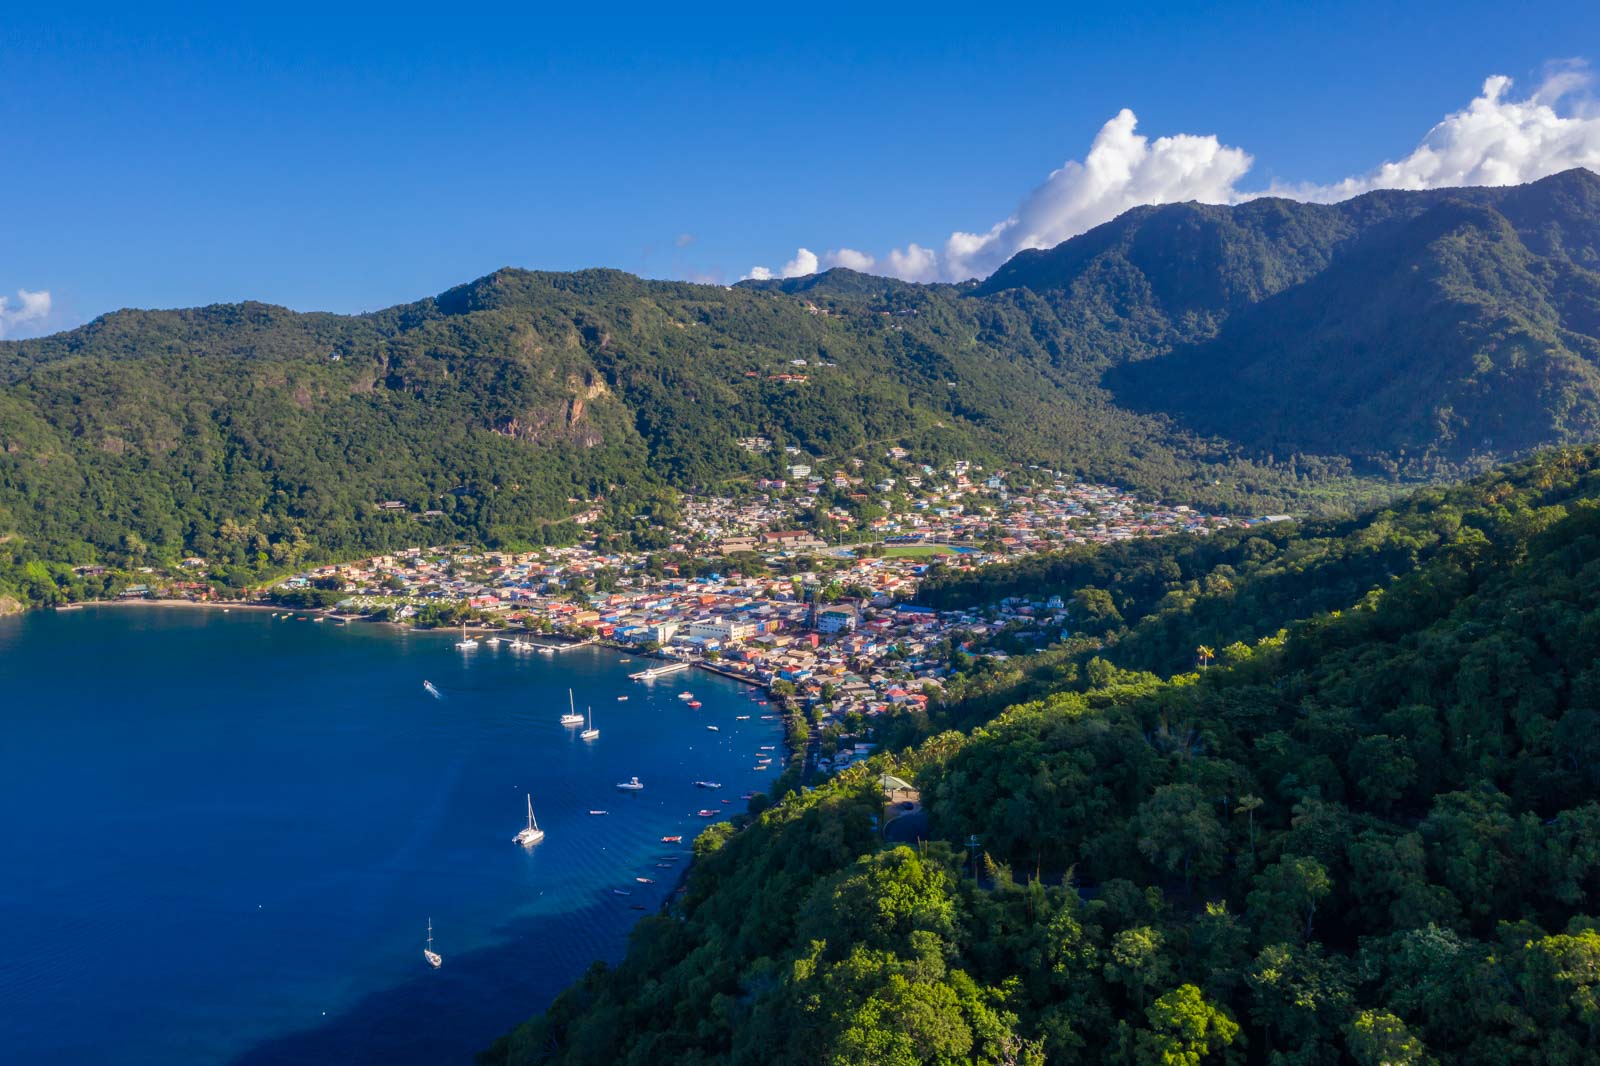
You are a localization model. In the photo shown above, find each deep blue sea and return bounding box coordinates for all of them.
[0,606,783,1064]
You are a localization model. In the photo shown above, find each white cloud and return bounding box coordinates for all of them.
[0,288,52,338]
[825,247,876,271]
[748,64,1600,284]
[934,110,1253,281]
[743,247,819,281]
[884,243,940,283]
[1275,66,1600,201]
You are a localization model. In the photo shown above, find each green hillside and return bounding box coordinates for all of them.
[483,446,1600,1066]
[7,170,1600,609]
[994,168,1600,470]
[0,269,1371,606]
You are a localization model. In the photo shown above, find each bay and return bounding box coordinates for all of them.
[0,606,782,1064]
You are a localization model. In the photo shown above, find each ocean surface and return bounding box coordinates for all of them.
[0,606,783,1064]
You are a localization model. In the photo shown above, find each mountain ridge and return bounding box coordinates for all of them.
[6,172,1600,602]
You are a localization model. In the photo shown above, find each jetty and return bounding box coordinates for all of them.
[629,661,692,681]
[525,635,598,653]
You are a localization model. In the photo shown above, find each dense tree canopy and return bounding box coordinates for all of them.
[483,447,1600,1065]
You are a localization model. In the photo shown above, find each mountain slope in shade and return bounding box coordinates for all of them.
[981,169,1600,469]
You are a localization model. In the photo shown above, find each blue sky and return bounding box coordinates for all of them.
[5,5,1600,335]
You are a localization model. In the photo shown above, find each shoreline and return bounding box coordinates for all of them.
[77,598,280,612]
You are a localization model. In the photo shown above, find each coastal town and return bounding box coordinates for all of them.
[104,459,1288,779]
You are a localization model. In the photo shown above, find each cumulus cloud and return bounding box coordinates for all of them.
[826,247,876,272]
[742,65,1600,284]
[743,247,819,281]
[1276,66,1600,201]
[935,110,1254,280]
[0,288,52,338]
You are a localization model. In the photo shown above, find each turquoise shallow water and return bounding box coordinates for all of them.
[0,606,781,1064]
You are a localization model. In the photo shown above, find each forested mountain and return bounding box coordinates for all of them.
[0,266,1368,606]
[992,168,1600,469]
[5,170,1600,609]
[485,446,1600,1066]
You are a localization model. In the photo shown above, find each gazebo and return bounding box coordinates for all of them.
[879,773,919,805]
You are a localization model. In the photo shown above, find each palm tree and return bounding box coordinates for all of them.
[1196,644,1215,670]
[1234,794,1263,851]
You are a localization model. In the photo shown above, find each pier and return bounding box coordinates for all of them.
[629,660,693,681]
[525,635,598,653]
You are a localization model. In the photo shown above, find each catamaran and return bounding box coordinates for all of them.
[514,793,545,846]
[560,689,584,726]
[580,706,599,741]
[455,623,478,650]
[424,918,442,969]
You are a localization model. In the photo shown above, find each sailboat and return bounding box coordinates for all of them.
[424,918,442,968]
[580,705,599,741]
[455,622,478,650]
[560,688,585,726]
[514,793,545,846]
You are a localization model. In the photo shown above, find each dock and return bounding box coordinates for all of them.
[629,661,693,681]
[525,636,598,653]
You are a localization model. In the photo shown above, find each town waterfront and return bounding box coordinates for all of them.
[0,606,782,1065]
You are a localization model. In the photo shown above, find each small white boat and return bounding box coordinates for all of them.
[616,776,644,791]
[514,793,545,846]
[455,623,478,651]
[735,715,750,721]
[423,680,441,699]
[580,706,599,742]
[677,692,694,700]
[539,645,555,656]
[706,725,720,732]
[560,688,585,726]
[588,809,608,815]
[693,781,722,789]
[616,695,629,701]
[424,918,442,969]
